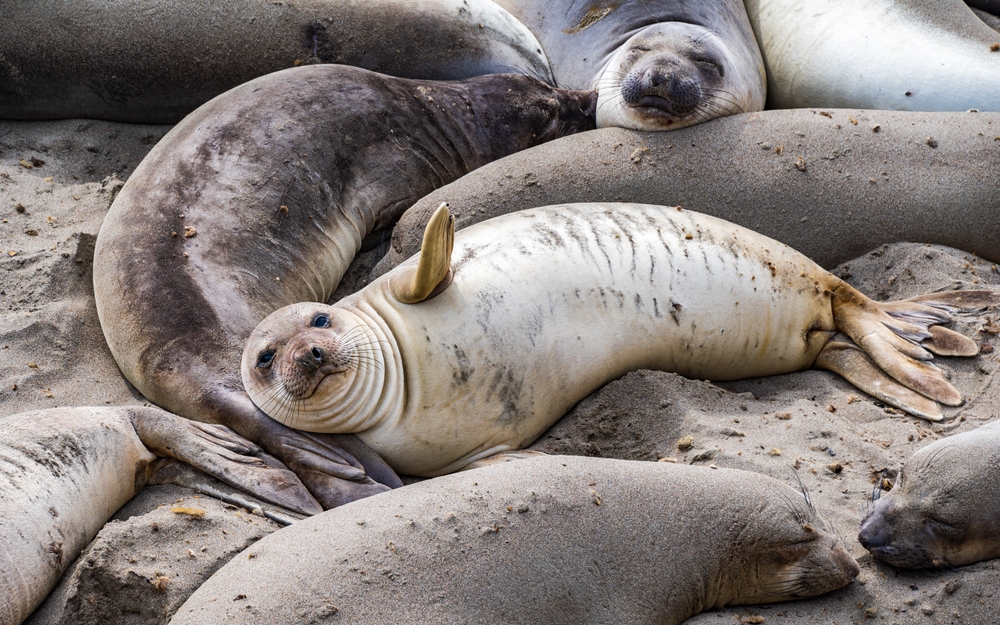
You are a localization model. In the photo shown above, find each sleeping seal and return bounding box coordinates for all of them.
[171,456,859,625]
[93,66,596,507]
[0,405,319,625]
[745,0,1000,110]
[493,0,766,129]
[243,203,993,477]
[859,419,1000,568]
[0,0,553,123]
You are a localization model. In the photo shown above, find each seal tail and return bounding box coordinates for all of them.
[818,285,999,420]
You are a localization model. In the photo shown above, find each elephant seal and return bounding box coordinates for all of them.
[0,0,553,123]
[859,419,1000,568]
[0,405,321,625]
[93,65,596,508]
[243,203,992,477]
[493,0,765,130]
[745,0,1000,110]
[370,111,1000,276]
[171,457,859,625]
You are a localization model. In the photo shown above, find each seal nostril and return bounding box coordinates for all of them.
[311,346,323,361]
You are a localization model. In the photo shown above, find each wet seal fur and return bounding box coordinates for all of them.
[93,65,596,507]
[171,456,859,625]
[859,419,1000,568]
[494,0,765,130]
[746,0,1000,110]
[243,203,993,477]
[370,112,1000,277]
[0,0,553,123]
[0,406,320,625]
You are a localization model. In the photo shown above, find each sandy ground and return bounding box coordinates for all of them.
[2,118,1000,624]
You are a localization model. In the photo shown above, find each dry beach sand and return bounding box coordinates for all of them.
[2,118,1000,624]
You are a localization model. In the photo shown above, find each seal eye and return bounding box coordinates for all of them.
[312,314,330,328]
[257,350,275,369]
[694,58,724,77]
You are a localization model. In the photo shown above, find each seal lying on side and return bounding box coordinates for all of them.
[371,112,1000,275]
[859,420,1000,568]
[0,0,552,123]
[745,0,1000,110]
[494,0,765,129]
[0,406,320,625]
[244,203,993,477]
[93,65,596,508]
[170,456,859,625]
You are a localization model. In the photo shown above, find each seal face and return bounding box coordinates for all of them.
[244,203,987,476]
[170,458,859,625]
[859,420,1000,568]
[496,0,766,129]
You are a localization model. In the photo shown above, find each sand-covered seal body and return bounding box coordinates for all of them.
[0,406,319,625]
[93,65,596,507]
[746,0,1000,110]
[0,0,553,123]
[859,420,1000,568]
[494,0,765,129]
[244,203,987,476]
[171,457,859,625]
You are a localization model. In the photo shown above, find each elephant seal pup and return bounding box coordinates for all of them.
[0,0,552,123]
[373,112,1000,274]
[93,65,596,508]
[244,203,992,477]
[0,405,321,625]
[493,0,765,130]
[859,419,1000,568]
[745,0,1000,110]
[171,457,859,625]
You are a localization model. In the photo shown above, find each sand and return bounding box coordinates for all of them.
[2,118,999,624]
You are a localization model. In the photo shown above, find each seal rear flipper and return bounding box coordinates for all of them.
[814,341,944,422]
[129,408,324,516]
[830,283,970,407]
[391,202,455,304]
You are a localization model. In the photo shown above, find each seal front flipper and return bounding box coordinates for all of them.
[391,203,455,304]
[130,408,324,517]
[814,341,945,421]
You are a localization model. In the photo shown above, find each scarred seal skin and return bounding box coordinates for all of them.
[170,457,859,625]
[495,0,766,129]
[243,203,990,477]
[859,419,1000,569]
[0,0,553,123]
[92,65,597,508]
[746,0,1000,110]
[0,406,320,625]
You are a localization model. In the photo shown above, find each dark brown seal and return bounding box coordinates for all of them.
[92,64,596,509]
[0,0,553,123]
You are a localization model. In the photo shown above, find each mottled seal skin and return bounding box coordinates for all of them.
[746,0,1000,110]
[372,111,1000,274]
[93,65,596,508]
[494,0,765,129]
[0,406,319,625]
[244,203,987,477]
[859,420,1000,569]
[171,457,859,625]
[0,0,554,123]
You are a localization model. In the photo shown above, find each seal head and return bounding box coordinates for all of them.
[858,422,1000,568]
[598,24,753,130]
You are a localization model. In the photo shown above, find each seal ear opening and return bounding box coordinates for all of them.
[391,202,455,304]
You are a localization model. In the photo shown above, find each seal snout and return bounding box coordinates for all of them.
[620,61,702,117]
[858,513,891,552]
[294,344,328,373]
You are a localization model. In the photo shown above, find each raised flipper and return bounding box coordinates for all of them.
[130,408,324,517]
[814,341,944,422]
[390,202,455,304]
[828,285,999,415]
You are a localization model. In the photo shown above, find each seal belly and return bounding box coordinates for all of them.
[360,204,835,475]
